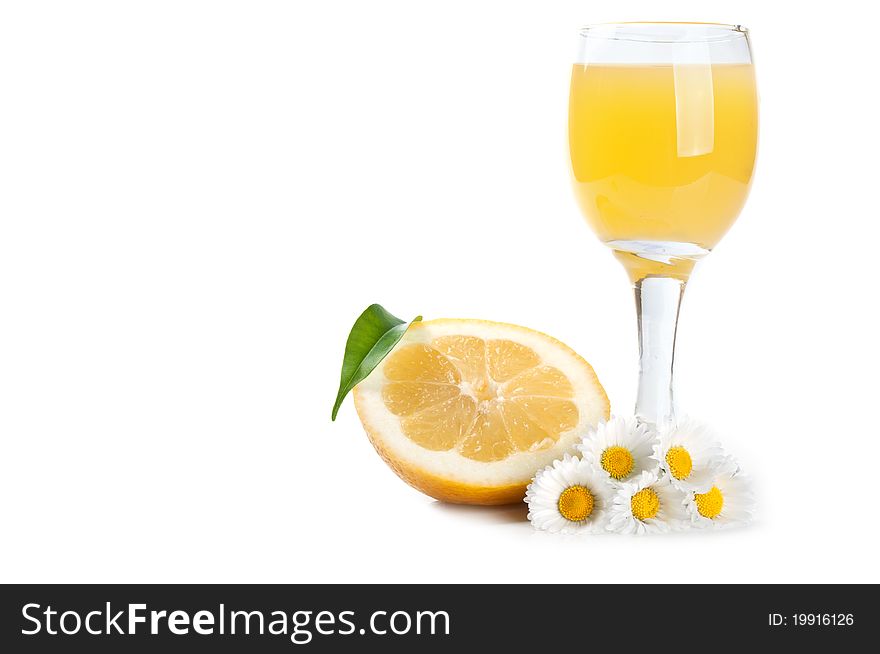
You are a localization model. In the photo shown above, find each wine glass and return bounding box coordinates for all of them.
[569,23,758,424]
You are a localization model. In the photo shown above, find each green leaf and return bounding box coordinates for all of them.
[331,304,422,421]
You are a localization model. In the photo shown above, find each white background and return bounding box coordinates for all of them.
[1,0,878,584]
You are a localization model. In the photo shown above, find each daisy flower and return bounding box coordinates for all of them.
[685,458,755,529]
[525,454,614,535]
[653,417,725,493]
[607,470,689,535]
[577,416,657,485]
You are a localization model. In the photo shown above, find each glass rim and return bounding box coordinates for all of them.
[578,22,749,44]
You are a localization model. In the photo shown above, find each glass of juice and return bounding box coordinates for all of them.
[568,23,758,424]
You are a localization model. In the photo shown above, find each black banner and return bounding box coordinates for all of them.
[0,584,869,651]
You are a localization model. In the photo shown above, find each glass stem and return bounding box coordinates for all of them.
[633,276,685,425]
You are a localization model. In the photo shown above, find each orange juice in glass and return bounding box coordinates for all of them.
[568,23,758,422]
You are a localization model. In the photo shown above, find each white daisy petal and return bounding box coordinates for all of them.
[653,478,690,528]
[577,416,659,486]
[685,457,755,529]
[652,416,727,493]
[525,454,615,534]
[605,470,686,535]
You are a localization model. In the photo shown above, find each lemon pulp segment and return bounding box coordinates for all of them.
[382,337,579,462]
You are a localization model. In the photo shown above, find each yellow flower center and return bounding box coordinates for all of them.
[694,486,724,519]
[630,487,660,521]
[557,485,595,522]
[665,446,693,480]
[600,446,634,480]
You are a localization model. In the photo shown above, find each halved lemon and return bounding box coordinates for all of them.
[353,319,609,505]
